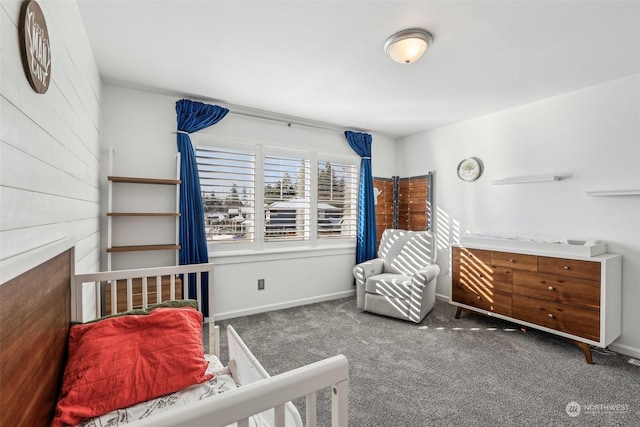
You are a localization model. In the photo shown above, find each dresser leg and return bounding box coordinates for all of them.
[570,340,594,364]
[454,307,462,319]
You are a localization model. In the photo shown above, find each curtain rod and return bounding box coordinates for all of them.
[171,111,361,135]
[227,110,354,134]
[171,101,369,135]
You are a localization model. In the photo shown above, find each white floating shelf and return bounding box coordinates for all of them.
[585,189,640,197]
[491,174,565,185]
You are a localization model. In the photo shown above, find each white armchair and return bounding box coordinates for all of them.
[353,229,440,323]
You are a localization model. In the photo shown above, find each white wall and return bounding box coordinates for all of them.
[398,74,640,357]
[100,84,396,319]
[0,0,101,278]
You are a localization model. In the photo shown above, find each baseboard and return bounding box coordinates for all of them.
[435,292,450,302]
[608,342,640,359]
[215,289,356,321]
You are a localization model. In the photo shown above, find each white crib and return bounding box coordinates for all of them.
[0,238,349,427]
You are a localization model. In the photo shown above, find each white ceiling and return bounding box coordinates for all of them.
[77,0,640,138]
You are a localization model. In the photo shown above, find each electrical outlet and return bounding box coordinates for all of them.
[258,279,265,290]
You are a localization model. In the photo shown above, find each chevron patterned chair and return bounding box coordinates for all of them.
[353,229,439,323]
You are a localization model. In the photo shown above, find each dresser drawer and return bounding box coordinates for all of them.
[452,283,512,316]
[512,295,599,341]
[512,271,600,310]
[491,251,537,272]
[453,259,513,294]
[538,256,600,281]
[453,246,491,265]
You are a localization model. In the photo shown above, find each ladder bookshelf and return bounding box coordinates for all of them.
[106,151,181,271]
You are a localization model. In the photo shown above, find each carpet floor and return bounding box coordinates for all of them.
[216,297,639,427]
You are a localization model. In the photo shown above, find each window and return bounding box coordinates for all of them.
[263,153,310,242]
[317,160,357,239]
[196,139,358,250]
[197,145,255,244]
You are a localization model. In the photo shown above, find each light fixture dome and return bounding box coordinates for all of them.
[384,28,433,64]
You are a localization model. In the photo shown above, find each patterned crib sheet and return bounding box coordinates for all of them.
[76,355,268,427]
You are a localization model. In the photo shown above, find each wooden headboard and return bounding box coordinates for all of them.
[0,238,75,427]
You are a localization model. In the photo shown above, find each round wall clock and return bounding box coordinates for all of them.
[457,157,482,182]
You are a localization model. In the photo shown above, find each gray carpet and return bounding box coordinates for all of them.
[215,297,640,426]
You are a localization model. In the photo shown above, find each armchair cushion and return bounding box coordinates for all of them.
[365,274,412,298]
[379,231,410,274]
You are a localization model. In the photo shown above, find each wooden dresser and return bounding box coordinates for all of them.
[451,244,621,363]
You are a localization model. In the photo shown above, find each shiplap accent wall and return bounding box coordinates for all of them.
[0,0,101,279]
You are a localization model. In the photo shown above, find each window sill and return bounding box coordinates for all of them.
[208,244,356,265]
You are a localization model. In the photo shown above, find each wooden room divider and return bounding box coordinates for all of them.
[372,172,433,248]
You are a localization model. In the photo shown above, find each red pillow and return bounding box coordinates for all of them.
[51,307,212,427]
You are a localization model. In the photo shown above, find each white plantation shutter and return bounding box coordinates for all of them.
[317,160,357,239]
[264,154,310,242]
[196,145,255,244]
[197,140,358,248]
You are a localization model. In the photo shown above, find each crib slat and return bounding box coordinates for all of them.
[94,281,101,319]
[331,380,349,427]
[183,274,189,304]
[306,391,317,427]
[196,272,202,312]
[126,278,133,311]
[142,276,148,308]
[168,274,175,301]
[274,404,285,427]
[155,275,161,304]
[110,280,117,315]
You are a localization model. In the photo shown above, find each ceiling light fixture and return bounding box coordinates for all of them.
[384,28,433,64]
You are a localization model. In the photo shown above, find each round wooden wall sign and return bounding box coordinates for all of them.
[20,0,51,94]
